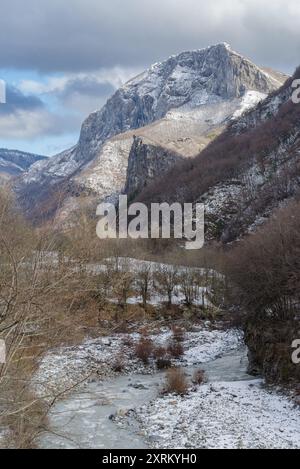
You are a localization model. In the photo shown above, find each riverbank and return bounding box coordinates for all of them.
[125,378,300,449]
[33,322,242,398]
[35,321,300,449]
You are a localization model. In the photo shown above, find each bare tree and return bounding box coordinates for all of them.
[136,264,152,308]
[154,265,179,307]
[179,269,200,306]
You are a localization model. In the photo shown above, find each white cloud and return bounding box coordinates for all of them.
[18,66,142,117]
[0,108,79,140]
[19,67,141,95]
[0,65,142,141]
[0,0,298,153]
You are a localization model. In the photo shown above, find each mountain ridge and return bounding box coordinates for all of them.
[13,43,287,221]
[0,148,46,184]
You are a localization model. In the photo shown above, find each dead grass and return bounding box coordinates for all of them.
[135,338,154,364]
[111,354,125,373]
[171,326,186,342]
[168,341,184,359]
[164,368,189,395]
[153,346,167,359]
[156,358,172,370]
[192,369,206,386]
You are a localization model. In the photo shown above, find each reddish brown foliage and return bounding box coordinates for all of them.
[136,68,300,210]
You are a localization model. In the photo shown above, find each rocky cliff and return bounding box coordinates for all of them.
[125,136,184,198]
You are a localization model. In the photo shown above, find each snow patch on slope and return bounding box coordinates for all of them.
[232,90,266,119]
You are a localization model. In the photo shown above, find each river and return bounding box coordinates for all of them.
[39,348,252,449]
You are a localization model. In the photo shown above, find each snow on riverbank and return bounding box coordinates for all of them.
[33,325,242,398]
[183,329,242,365]
[132,380,300,449]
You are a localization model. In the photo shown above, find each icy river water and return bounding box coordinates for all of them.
[39,348,252,449]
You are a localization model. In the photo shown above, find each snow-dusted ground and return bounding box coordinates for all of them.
[33,321,300,450]
[87,257,216,275]
[33,326,242,398]
[133,380,300,449]
[183,329,242,365]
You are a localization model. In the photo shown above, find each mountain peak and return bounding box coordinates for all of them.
[75,43,280,162]
[212,41,232,50]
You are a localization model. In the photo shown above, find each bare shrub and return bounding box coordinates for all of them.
[192,369,206,385]
[168,341,184,359]
[164,368,189,395]
[112,355,125,373]
[138,326,150,337]
[153,346,167,359]
[152,346,172,369]
[171,326,186,343]
[135,338,154,364]
[156,358,171,370]
[122,335,134,348]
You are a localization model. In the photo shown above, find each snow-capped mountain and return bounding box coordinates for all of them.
[0,149,46,184]
[76,42,280,163]
[15,43,286,221]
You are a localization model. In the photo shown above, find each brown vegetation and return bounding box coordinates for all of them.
[171,326,186,343]
[192,369,206,386]
[226,200,300,384]
[135,337,154,364]
[135,68,300,243]
[156,358,172,370]
[168,341,184,359]
[163,368,189,395]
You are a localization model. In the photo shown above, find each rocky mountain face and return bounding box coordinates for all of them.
[76,41,278,162]
[14,43,285,221]
[0,149,46,184]
[136,69,300,242]
[125,136,184,198]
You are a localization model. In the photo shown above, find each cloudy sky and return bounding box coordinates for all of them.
[0,0,299,155]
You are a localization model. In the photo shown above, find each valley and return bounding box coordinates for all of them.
[0,40,299,451]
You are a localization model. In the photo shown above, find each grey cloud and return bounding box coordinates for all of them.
[0,86,44,115]
[0,76,116,140]
[55,77,116,116]
[57,78,115,100]
[0,84,80,139]
[0,106,81,140]
[0,0,299,74]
